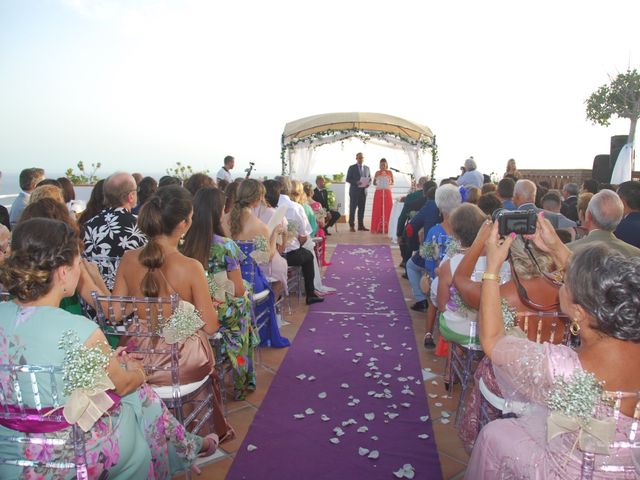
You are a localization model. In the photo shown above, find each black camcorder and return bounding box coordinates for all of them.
[494,209,537,236]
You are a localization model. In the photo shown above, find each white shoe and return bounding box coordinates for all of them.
[320,285,336,292]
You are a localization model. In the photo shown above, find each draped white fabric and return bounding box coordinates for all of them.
[610,143,634,184]
[287,134,431,181]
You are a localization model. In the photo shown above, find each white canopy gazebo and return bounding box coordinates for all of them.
[281,112,438,180]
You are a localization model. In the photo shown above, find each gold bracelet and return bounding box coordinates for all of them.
[482,272,501,282]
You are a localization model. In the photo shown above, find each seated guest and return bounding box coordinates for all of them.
[560,182,579,221]
[291,180,334,293]
[132,176,158,215]
[29,184,65,205]
[184,173,215,197]
[275,176,324,305]
[305,181,331,266]
[0,172,9,231]
[481,183,497,195]
[457,157,483,189]
[514,179,576,229]
[56,176,76,204]
[312,175,341,235]
[540,190,562,213]
[614,180,640,248]
[182,187,260,400]
[228,179,291,348]
[9,167,45,228]
[78,179,106,227]
[113,185,234,442]
[158,175,182,187]
[396,176,430,267]
[467,222,640,477]
[436,204,488,345]
[574,192,593,240]
[568,189,640,256]
[82,172,147,285]
[465,186,481,205]
[477,192,502,217]
[252,179,289,293]
[496,178,516,211]
[581,178,599,194]
[0,218,218,478]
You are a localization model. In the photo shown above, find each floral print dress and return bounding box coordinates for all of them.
[0,302,202,479]
[209,235,259,400]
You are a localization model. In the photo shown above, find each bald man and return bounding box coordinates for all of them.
[513,179,576,229]
[82,172,146,285]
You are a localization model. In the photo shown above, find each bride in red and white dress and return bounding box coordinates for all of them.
[370,158,394,234]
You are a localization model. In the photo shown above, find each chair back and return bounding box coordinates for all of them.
[0,364,88,478]
[579,391,640,479]
[515,311,570,345]
[0,291,10,302]
[234,240,257,286]
[84,254,121,291]
[91,293,181,384]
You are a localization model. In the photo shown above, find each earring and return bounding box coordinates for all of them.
[570,319,580,336]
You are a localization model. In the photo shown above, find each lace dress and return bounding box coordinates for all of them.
[209,234,259,400]
[467,335,639,479]
[0,302,202,479]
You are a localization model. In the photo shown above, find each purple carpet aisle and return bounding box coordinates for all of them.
[226,245,442,479]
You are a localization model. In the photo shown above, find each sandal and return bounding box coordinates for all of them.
[219,427,236,444]
[423,333,436,349]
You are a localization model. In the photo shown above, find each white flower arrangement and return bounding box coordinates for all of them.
[501,299,518,331]
[419,241,437,260]
[547,370,604,422]
[162,301,205,344]
[444,238,462,258]
[286,221,298,241]
[249,235,270,265]
[58,331,110,397]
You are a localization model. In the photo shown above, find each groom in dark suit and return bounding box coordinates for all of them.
[346,152,371,232]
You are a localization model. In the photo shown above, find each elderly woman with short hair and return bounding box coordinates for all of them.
[457,157,484,189]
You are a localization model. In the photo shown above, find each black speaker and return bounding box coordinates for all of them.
[592,154,611,184]
[610,135,629,171]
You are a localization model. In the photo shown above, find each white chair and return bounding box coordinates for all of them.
[91,292,216,436]
[0,364,89,479]
[478,311,571,428]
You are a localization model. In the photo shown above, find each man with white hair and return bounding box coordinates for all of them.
[560,182,579,221]
[513,180,576,229]
[83,172,146,285]
[567,189,640,256]
[456,157,483,189]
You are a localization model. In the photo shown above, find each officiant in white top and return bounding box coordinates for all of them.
[216,155,234,183]
[346,152,371,232]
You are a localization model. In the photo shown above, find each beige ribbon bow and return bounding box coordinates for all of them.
[162,300,205,344]
[63,373,116,432]
[547,411,616,454]
[209,271,236,304]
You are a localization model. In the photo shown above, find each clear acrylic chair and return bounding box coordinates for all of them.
[0,291,10,302]
[83,254,121,291]
[444,317,485,428]
[91,292,216,436]
[286,265,303,313]
[478,311,571,428]
[579,390,640,479]
[0,364,88,479]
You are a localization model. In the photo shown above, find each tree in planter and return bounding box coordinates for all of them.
[586,68,640,168]
[165,161,210,181]
[65,161,101,185]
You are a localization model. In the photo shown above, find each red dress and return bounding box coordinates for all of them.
[370,170,394,233]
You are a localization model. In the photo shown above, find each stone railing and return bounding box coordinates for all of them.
[518,169,640,189]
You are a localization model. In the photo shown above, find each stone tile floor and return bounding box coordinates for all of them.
[175,226,469,479]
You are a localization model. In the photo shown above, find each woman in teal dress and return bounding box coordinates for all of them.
[182,187,259,401]
[0,218,218,478]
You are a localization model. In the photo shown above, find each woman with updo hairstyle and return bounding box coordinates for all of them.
[468,219,640,477]
[227,179,291,350]
[113,185,234,441]
[182,187,258,401]
[132,176,158,215]
[0,218,218,478]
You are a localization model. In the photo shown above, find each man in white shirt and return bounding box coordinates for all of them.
[275,176,324,305]
[9,167,45,228]
[216,155,234,183]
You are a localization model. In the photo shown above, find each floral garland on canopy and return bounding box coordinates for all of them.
[281,128,438,180]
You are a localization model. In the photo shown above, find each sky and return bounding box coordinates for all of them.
[0,0,638,183]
